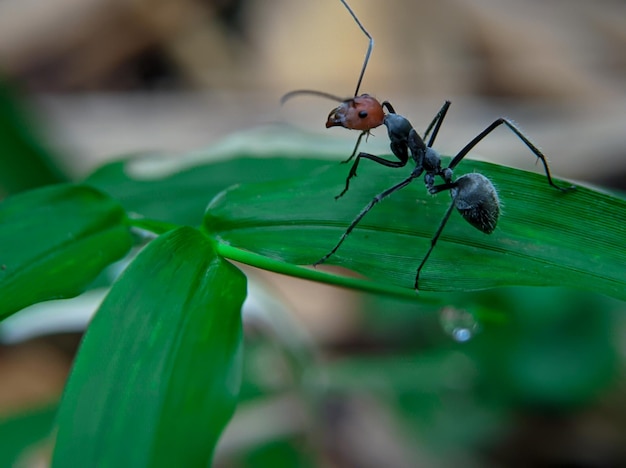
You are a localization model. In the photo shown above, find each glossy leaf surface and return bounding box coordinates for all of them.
[52,226,246,467]
[0,184,133,319]
[205,158,626,299]
[86,155,332,226]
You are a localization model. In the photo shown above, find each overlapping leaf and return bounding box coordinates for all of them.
[0,184,133,319]
[52,226,247,467]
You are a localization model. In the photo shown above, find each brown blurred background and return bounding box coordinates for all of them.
[0,0,625,179]
[1,0,625,466]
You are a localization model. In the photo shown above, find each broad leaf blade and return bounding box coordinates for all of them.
[52,226,247,467]
[0,184,133,319]
[205,159,626,299]
[86,155,332,226]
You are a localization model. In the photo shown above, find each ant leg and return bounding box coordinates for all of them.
[415,199,457,291]
[316,171,421,266]
[427,181,457,195]
[423,100,451,147]
[448,118,575,192]
[382,101,396,114]
[336,152,409,200]
[341,131,367,164]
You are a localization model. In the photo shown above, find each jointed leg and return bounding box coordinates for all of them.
[382,101,396,114]
[427,181,457,195]
[423,100,451,147]
[414,199,457,291]
[317,172,421,266]
[447,118,575,192]
[336,152,409,200]
[341,130,367,164]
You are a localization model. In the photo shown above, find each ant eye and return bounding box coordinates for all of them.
[358,111,368,118]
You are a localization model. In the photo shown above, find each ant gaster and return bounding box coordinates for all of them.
[281,0,575,291]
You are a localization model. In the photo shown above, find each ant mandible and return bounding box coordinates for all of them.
[281,0,575,291]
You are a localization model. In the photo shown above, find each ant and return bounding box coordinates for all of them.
[282,0,575,291]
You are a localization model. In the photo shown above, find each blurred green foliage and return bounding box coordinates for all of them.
[0,80,66,195]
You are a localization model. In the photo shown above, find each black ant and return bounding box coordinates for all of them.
[282,0,575,291]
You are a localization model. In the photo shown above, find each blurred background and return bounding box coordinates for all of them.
[0,0,624,178]
[1,0,625,466]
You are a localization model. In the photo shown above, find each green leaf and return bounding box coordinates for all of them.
[205,158,626,300]
[0,404,58,467]
[52,226,247,467]
[0,80,66,195]
[0,184,133,319]
[86,155,332,226]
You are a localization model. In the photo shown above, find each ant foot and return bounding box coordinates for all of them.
[335,184,351,200]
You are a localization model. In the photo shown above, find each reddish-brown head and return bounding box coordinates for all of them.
[325,94,385,131]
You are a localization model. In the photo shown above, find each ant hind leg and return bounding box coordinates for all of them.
[447,118,575,192]
[415,199,456,291]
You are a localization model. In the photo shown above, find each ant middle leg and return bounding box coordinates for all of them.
[447,118,575,192]
[317,170,421,266]
[336,151,409,200]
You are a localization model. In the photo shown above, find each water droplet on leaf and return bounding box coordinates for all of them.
[440,306,479,342]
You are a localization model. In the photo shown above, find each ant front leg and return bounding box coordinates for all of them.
[341,130,368,164]
[336,150,409,200]
[448,118,576,192]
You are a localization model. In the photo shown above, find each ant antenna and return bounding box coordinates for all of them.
[340,0,374,96]
[280,0,374,105]
[280,90,345,106]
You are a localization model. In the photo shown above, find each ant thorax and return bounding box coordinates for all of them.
[383,113,414,142]
[423,147,442,174]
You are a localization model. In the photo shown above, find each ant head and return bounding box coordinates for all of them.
[325,94,385,131]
